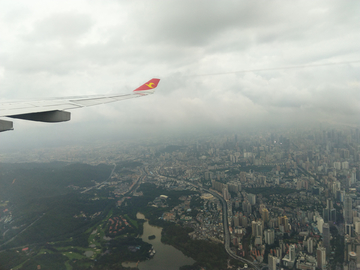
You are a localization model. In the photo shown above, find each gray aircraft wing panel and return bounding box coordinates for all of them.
[0,78,159,132]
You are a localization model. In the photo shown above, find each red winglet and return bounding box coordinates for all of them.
[133,78,160,92]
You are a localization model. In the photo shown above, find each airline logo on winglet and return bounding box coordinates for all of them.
[134,78,160,92]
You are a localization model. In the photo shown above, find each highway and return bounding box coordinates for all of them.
[0,213,45,249]
[205,188,261,270]
[81,163,117,194]
[155,170,261,269]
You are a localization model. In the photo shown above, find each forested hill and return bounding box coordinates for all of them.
[0,162,112,205]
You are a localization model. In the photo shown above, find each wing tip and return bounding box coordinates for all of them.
[133,78,160,92]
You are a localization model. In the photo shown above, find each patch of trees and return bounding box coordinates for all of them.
[331,226,344,265]
[5,193,113,248]
[0,163,112,208]
[190,196,204,209]
[0,250,26,270]
[95,237,151,267]
[19,254,67,270]
[162,224,227,270]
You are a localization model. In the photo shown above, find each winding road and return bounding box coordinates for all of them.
[155,170,262,269]
[205,188,261,270]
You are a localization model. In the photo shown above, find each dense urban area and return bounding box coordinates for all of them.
[0,124,359,270]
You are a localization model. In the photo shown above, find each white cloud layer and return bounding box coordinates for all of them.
[0,0,359,150]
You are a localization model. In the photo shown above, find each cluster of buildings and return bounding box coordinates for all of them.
[3,125,360,270]
[162,193,225,242]
[107,215,132,235]
[135,126,360,270]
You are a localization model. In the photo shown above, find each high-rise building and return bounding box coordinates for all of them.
[264,229,275,245]
[345,195,353,224]
[233,215,240,227]
[278,216,289,232]
[289,244,296,261]
[252,221,257,237]
[228,182,241,193]
[259,175,266,185]
[279,240,285,253]
[317,217,324,233]
[333,161,341,170]
[248,193,256,205]
[324,199,336,223]
[307,237,314,254]
[330,208,336,223]
[282,244,296,268]
[222,187,230,201]
[268,254,277,270]
[349,252,357,270]
[326,199,333,209]
[316,247,326,269]
[242,200,252,215]
[322,223,330,255]
[323,208,329,223]
[256,222,263,238]
[241,216,248,227]
[342,161,349,170]
[284,216,289,231]
[262,208,269,223]
[252,220,263,239]
[354,217,360,234]
[345,223,354,237]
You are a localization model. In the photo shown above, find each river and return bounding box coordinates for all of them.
[122,213,195,270]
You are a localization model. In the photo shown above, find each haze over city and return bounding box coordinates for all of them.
[1,2,360,270]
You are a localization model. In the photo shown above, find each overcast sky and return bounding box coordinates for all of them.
[0,0,359,151]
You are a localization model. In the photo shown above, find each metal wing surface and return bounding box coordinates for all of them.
[0,78,160,132]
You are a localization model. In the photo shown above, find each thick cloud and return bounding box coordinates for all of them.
[0,0,359,151]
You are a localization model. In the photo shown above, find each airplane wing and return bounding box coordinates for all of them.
[0,78,160,132]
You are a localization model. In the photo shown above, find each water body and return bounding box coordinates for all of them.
[122,213,195,270]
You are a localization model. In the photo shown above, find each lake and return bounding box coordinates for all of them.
[122,212,195,270]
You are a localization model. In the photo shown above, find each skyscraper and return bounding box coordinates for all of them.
[222,187,230,201]
[278,216,289,232]
[247,193,256,205]
[307,237,314,254]
[326,199,333,209]
[317,217,324,233]
[322,223,330,255]
[330,208,336,223]
[316,247,326,269]
[264,229,275,245]
[289,244,296,261]
[323,208,329,223]
[354,217,360,234]
[262,208,269,223]
[345,195,353,224]
[268,254,277,270]
[349,252,357,270]
[233,215,240,227]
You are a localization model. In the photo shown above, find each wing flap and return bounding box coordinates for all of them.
[0,101,81,117]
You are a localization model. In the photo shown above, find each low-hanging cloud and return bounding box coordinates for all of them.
[0,0,359,151]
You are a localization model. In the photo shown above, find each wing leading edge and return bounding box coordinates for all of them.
[0,78,160,132]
